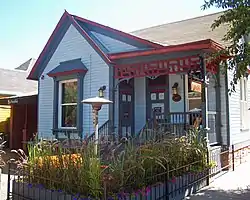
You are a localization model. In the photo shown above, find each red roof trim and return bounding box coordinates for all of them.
[48,69,87,77]
[27,11,68,80]
[27,10,114,80]
[68,13,112,64]
[72,15,163,48]
[109,39,224,60]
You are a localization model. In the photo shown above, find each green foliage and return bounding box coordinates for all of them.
[202,0,250,92]
[12,129,210,198]
[0,136,6,167]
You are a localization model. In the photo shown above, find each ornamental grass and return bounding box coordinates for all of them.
[12,128,210,198]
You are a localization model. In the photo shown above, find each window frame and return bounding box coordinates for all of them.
[58,78,78,129]
[240,77,248,130]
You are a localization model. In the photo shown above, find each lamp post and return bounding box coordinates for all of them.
[82,92,112,155]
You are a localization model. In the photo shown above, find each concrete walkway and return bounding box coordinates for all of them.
[188,161,250,200]
[1,173,8,200]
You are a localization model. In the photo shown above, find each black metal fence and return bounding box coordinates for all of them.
[6,159,208,200]
[5,142,250,200]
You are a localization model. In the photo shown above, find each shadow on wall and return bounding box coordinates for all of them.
[188,188,250,200]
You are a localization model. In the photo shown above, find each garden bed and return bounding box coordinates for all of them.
[12,170,208,200]
[10,129,210,199]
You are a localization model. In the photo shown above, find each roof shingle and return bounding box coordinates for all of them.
[131,11,229,47]
[0,59,38,96]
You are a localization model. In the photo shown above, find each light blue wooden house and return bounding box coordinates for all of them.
[28,11,250,151]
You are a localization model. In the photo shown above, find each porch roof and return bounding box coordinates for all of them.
[109,39,223,60]
[111,39,224,79]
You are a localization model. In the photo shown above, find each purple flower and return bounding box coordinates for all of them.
[36,184,43,189]
[27,183,32,188]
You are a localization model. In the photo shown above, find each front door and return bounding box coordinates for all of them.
[119,79,134,137]
[147,75,168,121]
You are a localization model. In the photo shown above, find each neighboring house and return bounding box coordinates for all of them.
[0,58,38,148]
[0,58,37,129]
[0,58,37,96]
[27,11,250,153]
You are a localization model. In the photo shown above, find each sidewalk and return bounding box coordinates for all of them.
[188,161,250,200]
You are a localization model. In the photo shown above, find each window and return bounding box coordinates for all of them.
[240,77,248,129]
[58,79,78,128]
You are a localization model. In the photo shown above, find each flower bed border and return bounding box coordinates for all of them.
[12,170,207,200]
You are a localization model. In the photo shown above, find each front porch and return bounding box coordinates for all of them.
[116,74,218,144]
[105,40,226,145]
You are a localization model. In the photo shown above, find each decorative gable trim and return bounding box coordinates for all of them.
[27,10,113,81]
[72,15,163,49]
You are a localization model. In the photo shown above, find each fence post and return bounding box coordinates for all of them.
[7,162,11,200]
[103,181,107,200]
[232,144,235,171]
[165,164,169,200]
[206,146,210,186]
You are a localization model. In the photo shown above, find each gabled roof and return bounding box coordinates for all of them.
[28,10,162,80]
[28,10,112,80]
[15,58,36,71]
[131,11,229,47]
[72,15,163,50]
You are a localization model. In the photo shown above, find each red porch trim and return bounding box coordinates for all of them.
[48,69,87,77]
[109,39,224,60]
[114,55,201,79]
[72,15,163,48]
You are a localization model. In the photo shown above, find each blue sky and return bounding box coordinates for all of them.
[0,0,222,70]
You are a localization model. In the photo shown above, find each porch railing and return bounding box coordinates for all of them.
[87,120,115,142]
[138,111,217,144]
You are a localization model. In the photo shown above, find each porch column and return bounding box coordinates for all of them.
[134,77,146,133]
[200,56,209,134]
[215,69,222,144]
[114,79,119,133]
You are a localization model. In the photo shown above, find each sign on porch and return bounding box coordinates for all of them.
[114,55,201,79]
[191,81,202,93]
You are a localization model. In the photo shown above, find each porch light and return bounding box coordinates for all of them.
[172,82,182,102]
[81,96,112,155]
[98,86,106,98]
[172,82,179,95]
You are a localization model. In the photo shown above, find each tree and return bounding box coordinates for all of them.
[202,0,250,91]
